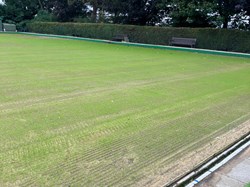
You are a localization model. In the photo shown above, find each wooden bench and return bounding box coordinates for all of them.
[112,34,129,42]
[170,37,197,48]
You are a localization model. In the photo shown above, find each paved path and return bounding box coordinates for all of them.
[197,145,250,187]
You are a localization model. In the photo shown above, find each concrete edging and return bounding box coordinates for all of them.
[186,136,250,187]
[167,133,250,187]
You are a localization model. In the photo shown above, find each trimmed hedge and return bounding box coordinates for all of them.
[27,22,250,53]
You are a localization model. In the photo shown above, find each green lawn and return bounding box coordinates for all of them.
[0,33,250,186]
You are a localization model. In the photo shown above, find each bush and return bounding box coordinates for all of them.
[33,10,56,22]
[73,17,92,23]
[17,20,31,32]
[26,22,250,53]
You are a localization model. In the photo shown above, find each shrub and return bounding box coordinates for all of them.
[33,10,56,22]
[17,20,32,32]
[26,22,250,53]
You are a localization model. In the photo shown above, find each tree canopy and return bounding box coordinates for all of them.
[0,0,249,29]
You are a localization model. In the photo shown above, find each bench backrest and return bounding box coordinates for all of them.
[112,34,129,42]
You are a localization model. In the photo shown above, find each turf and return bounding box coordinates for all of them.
[245,183,250,187]
[0,34,250,186]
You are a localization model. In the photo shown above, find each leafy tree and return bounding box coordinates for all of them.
[44,0,88,22]
[33,10,56,22]
[170,0,216,27]
[0,0,249,30]
[89,0,98,22]
[241,0,250,29]
[0,0,40,23]
[64,0,102,22]
[216,0,244,28]
[0,6,5,20]
[103,0,168,25]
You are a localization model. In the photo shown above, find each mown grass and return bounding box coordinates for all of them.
[0,33,250,186]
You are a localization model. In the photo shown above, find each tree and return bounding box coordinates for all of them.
[90,0,98,22]
[170,0,216,27]
[43,0,88,22]
[216,0,244,28]
[1,0,40,23]
[103,0,168,25]
[0,0,249,30]
[241,0,250,29]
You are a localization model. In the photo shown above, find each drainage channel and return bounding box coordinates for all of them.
[165,132,250,187]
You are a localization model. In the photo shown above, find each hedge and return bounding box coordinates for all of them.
[26,22,250,53]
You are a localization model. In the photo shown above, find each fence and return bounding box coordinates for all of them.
[3,23,17,32]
